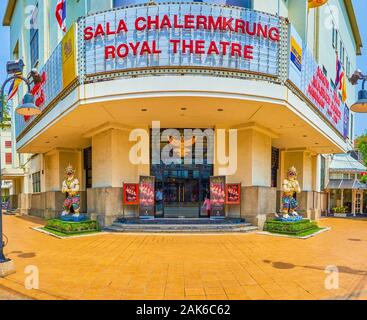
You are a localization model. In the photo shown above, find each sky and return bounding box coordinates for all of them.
[0,0,366,137]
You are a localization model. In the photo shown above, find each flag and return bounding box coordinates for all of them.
[56,0,66,32]
[7,78,21,101]
[335,56,344,90]
[341,73,347,103]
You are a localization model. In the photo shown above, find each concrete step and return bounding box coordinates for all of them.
[105,223,258,233]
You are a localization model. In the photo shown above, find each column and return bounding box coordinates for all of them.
[221,124,276,229]
[282,149,316,219]
[43,149,83,219]
[88,125,149,226]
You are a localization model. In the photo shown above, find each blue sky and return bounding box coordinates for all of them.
[0,1,366,137]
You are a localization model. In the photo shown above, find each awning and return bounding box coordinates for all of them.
[326,179,367,190]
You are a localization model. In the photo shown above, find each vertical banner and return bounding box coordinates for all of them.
[226,184,241,205]
[343,105,350,139]
[62,24,76,89]
[139,176,155,218]
[289,25,303,89]
[123,183,139,205]
[210,176,226,218]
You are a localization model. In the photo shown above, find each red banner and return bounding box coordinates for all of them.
[123,183,139,205]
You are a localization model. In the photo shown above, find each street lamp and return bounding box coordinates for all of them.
[350,70,367,113]
[0,59,41,276]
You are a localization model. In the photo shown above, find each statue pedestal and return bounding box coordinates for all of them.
[264,218,319,236]
[45,218,100,235]
[0,260,16,278]
[274,216,303,222]
[59,215,88,222]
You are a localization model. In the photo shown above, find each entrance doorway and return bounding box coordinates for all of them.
[164,178,200,218]
[151,129,214,218]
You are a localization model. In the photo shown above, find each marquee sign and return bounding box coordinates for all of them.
[288,26,349,138]
[81,3,283,76]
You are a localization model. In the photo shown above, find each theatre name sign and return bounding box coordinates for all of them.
[81,3,284,76]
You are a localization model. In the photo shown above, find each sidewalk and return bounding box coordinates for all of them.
[0,215,366,300]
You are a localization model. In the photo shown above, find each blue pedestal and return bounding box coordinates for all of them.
[275,216,303,222]
[59,215,88,222]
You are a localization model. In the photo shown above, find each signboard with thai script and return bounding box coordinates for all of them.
[210,176,226,218]
[226,183,241,205]
[288,26,347,137]
[81,3,283,77]
[139,176,155,218]
[123,183,139,205]
[62,24,77,89]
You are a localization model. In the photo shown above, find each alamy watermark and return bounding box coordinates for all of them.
[129,121,238,175]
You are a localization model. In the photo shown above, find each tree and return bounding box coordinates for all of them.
[355,134,367,183]
[0,95,11,130]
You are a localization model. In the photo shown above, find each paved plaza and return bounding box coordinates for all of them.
[0,215,366,300]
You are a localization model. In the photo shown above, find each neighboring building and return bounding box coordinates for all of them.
[2,0,362,228]
[0,118,26,207]
[326,153,367,216]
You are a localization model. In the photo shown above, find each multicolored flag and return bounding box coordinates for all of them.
[7,78,21,102]
[335,56,344,90]
[56,0,66,32]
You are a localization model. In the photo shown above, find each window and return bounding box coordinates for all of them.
[339,41,345,65]
[320,156,326,191]
[330,79,336,90]
[30,4,39,67]
[346,57,351,78]
[84,147,92,189]
[322,66,328,77]
[271,147,280,188]
[332,25,338,49]
[5,153,12,165]
[5,141,12,149]
[32,172,41,193]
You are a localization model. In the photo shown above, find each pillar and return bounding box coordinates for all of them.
[222,125,276,229]
[281,149,322,220]
[87,125,149,226]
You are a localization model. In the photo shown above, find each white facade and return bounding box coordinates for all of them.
[2,0,362,227]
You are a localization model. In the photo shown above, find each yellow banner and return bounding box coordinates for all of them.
[62,24,76,89]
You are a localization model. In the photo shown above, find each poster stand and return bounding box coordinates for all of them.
[139,176,156,220]
[226,183,242,219]
[122,183,139,221]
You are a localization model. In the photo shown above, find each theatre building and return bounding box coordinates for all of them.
[3,0,362,228]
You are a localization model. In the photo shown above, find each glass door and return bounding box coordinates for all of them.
[163,178,200,218]
[355,191,363,215]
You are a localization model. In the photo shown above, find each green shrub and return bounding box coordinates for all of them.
[264,219,319,236]
[46,219,100,235]
[332,206,348,214]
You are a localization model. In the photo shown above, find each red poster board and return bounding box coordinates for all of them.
[139,176,155,218]
[210,176,226,218]
[123,183,139,205]
[226,184,241,205]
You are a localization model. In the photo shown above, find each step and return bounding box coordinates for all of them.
[105,223,258,234]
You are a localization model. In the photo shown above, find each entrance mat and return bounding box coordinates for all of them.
[45,219,100,236]
[264,219,320,237]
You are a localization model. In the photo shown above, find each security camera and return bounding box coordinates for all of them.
[6,59,25,75]
[349,69,364,85]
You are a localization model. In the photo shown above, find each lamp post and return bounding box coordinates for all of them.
[350,70,367,113]
[0,59,41,275]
